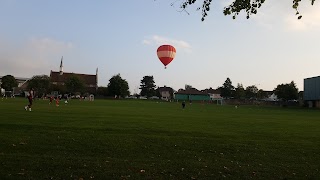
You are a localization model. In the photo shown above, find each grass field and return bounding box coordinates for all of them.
[0,98,319,179]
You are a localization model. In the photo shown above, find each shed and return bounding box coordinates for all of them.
[304,76,320,108]
[174,88,210,101]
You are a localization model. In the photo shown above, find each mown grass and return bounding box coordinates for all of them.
[0,98,319,179]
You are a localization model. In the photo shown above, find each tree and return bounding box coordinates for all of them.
[65,75,85,94]
[257,89,267,99]
[51,84,67,95]
[245,85,259,99]
[178,0,315,21]
[220,78,234,98]
[0,75,18,91]
[185,84,193,90]
[97,86,108,96]
[27,75,51,97]
[140,76,156,97]
[234,83,245,99]
[107,74,130,98]
[274,81,298,102]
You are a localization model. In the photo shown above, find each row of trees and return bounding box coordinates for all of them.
[1,74,90,97]
[98,75,158,98]
[1,74,299,101]
[219,78,299,102]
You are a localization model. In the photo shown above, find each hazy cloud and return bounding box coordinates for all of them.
[284,3,320,31]
[249,0,320,31]
[0,37,73,78]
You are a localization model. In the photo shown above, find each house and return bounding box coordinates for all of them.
[0,76,30,89]
[0,76,30,95]
[50,57,98,94]
[262,91,278,101]
[201,88,222,100]
[158,86,173,100]
[201,88,223,104]
[174,88,210,101]
[304,76,320,108]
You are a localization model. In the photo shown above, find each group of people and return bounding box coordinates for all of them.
[49,96,61,106]
[24,88,68,111]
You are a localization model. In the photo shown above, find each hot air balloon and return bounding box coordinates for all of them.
[157,45,176,69]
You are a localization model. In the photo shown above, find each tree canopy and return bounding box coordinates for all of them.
[185,84,193,90]
[140,76,156,97]
[179,0,316,21]
[65,75,85,94]
[245,85,258,99]
[27,75,51,97]
[97,86,108,96]
[220,77,234,98]
[0,75,18,91]
[234,83,245,99]
[274,81,298,102]
[107,74,130,98]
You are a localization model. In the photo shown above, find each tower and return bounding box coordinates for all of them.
[59,56,63,75]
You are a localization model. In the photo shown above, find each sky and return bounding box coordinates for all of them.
[1,0,320,94]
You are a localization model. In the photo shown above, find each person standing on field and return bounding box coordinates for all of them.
[182,101,186,109]
[25,88,34,111]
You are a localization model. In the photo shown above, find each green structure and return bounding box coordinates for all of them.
[304,76,320,108]
[174,88,210,101]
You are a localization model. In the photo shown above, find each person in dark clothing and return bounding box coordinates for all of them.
[182,101,186,109]
[25,88,34,111]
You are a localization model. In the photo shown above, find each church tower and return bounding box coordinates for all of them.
[59,56,63,75]
[96,67,98,90]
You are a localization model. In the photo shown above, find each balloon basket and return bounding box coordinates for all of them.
[164,66,167,69]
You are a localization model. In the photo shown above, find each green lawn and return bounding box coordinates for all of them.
[0,98,319,179]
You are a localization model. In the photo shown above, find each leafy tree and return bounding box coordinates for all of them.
[97,86,108,96]
[185,84,193,90]
[221,78,234,98]
[274,81,298,102]
[257,89,267,99]
[51,84,67,95]
[234,83,245,99]
[65,75,85,94]
[245,85,258,99]
[107,74,130,98]
[140,76,156,97]
[1,75,18,91]
[27,75,51,97]
[178,0,315,21]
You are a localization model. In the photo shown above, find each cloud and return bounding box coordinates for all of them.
[142,35,191,52]
[248,0,320,31]
[284,3,320,31]
[0,37,73,78]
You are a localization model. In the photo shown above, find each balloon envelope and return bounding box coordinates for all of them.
[157,45,176,68]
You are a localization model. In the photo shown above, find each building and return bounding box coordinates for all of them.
[0,76,30,88]
[0,76,30,95]
[304,76,320,108]
[174,88,210,101]
[50,57,98,94]
[201,88,223,104]
[158,86,173,100]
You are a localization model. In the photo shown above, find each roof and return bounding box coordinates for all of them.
[158,86,173,92]
[304,76,320,80]
[201,88,221,94]
[175,88,208,95]
[50,71,97,85]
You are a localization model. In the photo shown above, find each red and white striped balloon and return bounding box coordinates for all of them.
[157,45,176,69]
